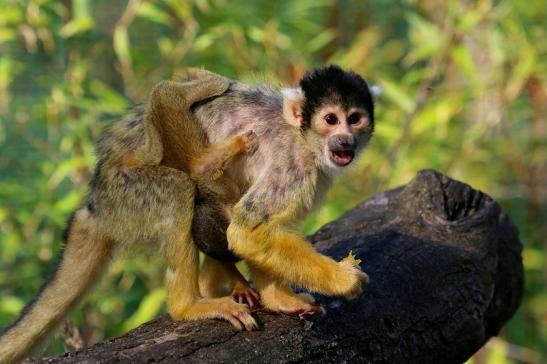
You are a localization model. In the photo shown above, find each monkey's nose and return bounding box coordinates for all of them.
[340,135,356,148]
[329,134,356,152]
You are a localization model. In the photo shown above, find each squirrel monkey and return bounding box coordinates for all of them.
[0,65,375,362]
[0,70,258,363]
[192,65,374,317]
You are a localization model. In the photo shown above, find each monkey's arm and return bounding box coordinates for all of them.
[227,183,367,298]
[190,130,256,182]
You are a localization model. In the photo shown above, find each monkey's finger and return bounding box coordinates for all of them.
[359,271,370,284]
[234,292,255,309]
[249,288,260,301]
[244,292,255,309]
[224,315,244,331]
[298,305,326,320]
[236,311,258,331]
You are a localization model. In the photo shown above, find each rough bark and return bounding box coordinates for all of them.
[34,170,523,364]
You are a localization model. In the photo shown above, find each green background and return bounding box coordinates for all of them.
[0,1,545,362]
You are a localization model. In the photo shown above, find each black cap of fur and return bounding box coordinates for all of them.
[299,65,374,129]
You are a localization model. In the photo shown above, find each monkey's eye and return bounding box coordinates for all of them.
[325,114,338,125]
[348,113,362,125]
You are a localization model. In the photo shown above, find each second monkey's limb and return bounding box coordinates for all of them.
[147,70,231,171]
[190,130,257,183]
[248,264,324,318]
[199,256,260,309]
[189,131,258,263]
[190,130,257,202]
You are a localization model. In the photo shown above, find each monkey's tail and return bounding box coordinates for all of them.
[0,207,112,363]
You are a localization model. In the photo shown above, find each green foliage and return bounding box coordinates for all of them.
[0,0,545,361]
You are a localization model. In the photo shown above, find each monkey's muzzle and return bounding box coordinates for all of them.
[328,135,356,166]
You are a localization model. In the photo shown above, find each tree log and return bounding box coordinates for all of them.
[34,170,523,364]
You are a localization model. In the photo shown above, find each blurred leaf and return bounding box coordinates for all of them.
[406,14,446,63]
[452,46,478,87]
[506,43,536,99]
[113,27,131,71]
[377,77,414,113]
[59,17,95,38]
[414,99,457,136]
[89,80,129,113]
[47,156,88,189]
[485,339,509,364]
[137,3,170,26]
[306,29,335,53]
[0,29,17,42]
[73,0,91,20]
[522,248,544,271]
[0,57,24,89]
[0,295,24,316]
[53,189,83,215]
[164,0,192,21]
[0,5,24,27]
[121,288,166,332]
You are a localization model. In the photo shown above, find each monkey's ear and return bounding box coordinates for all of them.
[281,87,304,127]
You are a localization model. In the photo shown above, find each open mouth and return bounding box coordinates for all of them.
[329,150,355,166]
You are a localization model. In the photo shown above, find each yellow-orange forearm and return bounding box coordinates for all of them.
[227,219,365,298]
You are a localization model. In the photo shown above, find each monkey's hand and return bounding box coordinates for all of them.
[335,258,369,300]
[240,130,258,154]
[231,281,260,309]
[344,250,362,266]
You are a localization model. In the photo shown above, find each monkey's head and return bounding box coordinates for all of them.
[282,65,375,170]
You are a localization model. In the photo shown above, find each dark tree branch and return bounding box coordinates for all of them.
[33,170,523,364]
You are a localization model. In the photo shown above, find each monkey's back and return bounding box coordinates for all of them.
[91,104,240,259]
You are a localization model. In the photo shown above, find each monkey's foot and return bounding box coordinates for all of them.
[260,286,325,319]
[214,297,258,331]
[170,297,258,331]
[335,258,369,299]
[231,281,260,309]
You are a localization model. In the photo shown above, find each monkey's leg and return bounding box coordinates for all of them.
[198,255,232,298]
[0,207,111,364]
[227,218,368,299]
[248,264,324,318]
[150,71,229,111]
[199,257,259,308]
[164,213,257,331]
